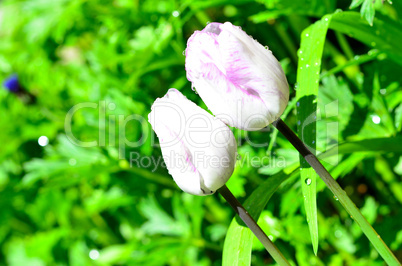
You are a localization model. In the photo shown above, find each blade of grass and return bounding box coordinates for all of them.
[295,13,333,255]
[329,11,402,66]
[222,170,297,266]
[273,118,400,266]
[219,185,290,266]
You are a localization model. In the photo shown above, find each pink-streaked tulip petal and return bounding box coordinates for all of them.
[148,89,237,196]
[185,22,289,131]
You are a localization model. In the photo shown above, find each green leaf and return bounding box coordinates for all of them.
[249,0,335,22]
[222,171,294,266]
[361,0,375,26]
[350,0,365,9]
[329,11,402,66]
[295,14,333,255]
[321,136,402,159]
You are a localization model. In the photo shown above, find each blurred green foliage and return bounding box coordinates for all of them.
[0,0,401,265]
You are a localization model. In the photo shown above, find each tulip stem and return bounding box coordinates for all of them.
[272,118,400,266]
[218,185,290,266]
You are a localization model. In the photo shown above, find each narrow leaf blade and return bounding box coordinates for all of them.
[296,14,333,255]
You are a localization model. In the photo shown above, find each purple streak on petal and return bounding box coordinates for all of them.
[202,23,222,35]
[3,75,21,92]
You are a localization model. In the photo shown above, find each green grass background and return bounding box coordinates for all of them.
[0,0,401,265]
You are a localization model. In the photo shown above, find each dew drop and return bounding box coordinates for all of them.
[206,21,210,25]
[299,50,303,54]
[297,120,301,125]
[182,50,186,56]
[301,58,304,61]
[264,46,269,50]
[312,140,315,144]
[380,89,386,95]
[372,115,381,124]
[305,178,312,186]
[333,195,339,201]
[305,33,309,37]
[191,85,198,94]
[325,18,329,21]
[306,64,310,68]
[89,249,100,260]
[296,101,300,107]
[38,136,49,147]
[172,10,180,17]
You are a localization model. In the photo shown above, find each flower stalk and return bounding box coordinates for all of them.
[273,118,400,266]
[218,185,291,266]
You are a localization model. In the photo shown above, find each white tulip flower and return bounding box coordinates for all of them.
[148,89,237,196]
[185,22,289,131]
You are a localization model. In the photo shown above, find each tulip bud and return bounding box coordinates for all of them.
[148,89,237,196]
[185,22,289,131]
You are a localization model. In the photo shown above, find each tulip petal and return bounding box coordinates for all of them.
[148,89,237,196]
[185,22,289,130]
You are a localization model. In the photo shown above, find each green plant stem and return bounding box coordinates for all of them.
[218,185,290,266]
[273,118,400,266]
